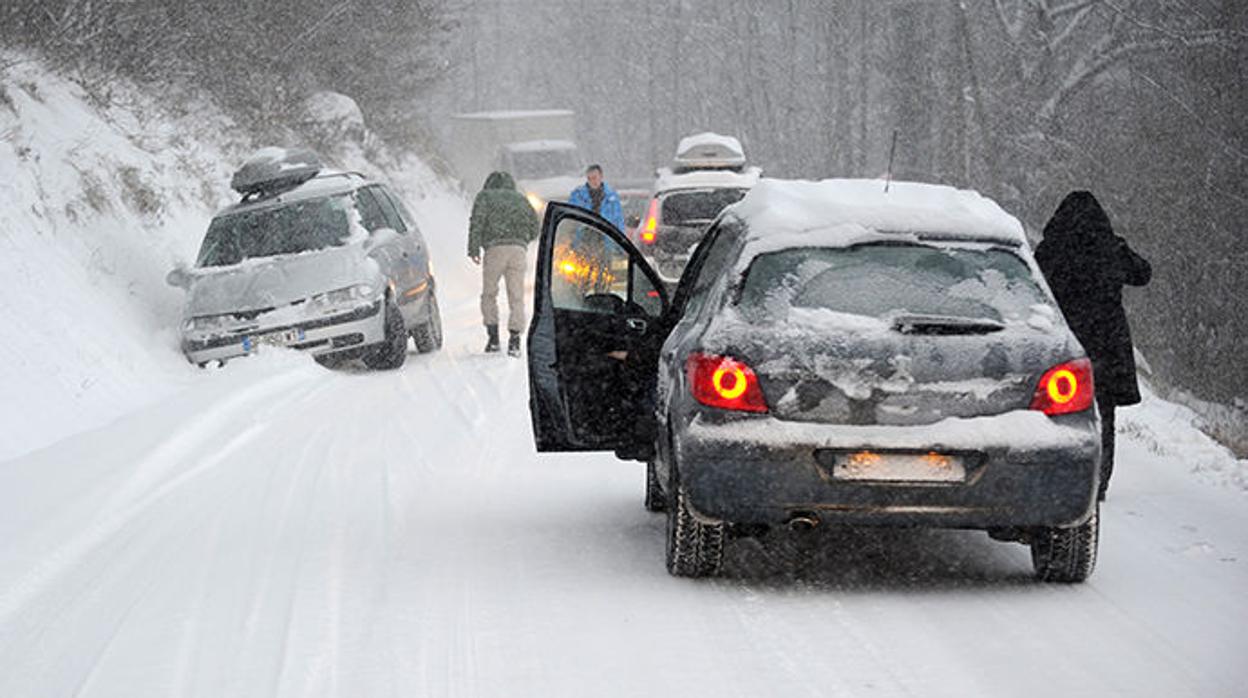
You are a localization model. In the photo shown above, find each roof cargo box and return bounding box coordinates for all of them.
[230,147,323,197]
[673,132,746,172]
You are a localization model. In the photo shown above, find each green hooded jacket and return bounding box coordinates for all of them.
[468,171,540,257]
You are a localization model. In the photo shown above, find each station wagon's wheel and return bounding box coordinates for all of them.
[1031,505,1099,583]
[665,467,725,578]
[644,460,666,513]
[363,297,407,370]
[411,291,443,354]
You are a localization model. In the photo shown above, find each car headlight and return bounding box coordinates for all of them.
[313,283,376,308]
[526,192,544,212]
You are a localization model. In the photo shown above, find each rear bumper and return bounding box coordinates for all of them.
[675,411,1101,530]
[182,300,384,364]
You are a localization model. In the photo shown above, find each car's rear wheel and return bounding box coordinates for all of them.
[363,297,407,370]
[1031,505,1099,583]
[665,466,725,578]
[411,291,443,354]
[644,460,666,513]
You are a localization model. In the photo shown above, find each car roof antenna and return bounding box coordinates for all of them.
[885,129,898,193]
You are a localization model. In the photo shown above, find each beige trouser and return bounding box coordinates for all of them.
[481,244,527,333]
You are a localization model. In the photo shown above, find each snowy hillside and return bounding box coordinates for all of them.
[0,60,240,460]
[2,56,1246,698]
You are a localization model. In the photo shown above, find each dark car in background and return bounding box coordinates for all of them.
[526,179,1102,583]
[638,134,761,287]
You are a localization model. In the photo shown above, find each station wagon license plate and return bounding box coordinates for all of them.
[243,329,306,352]
[833,451,966,483]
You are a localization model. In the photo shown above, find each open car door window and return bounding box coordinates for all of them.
[528,202,668,452]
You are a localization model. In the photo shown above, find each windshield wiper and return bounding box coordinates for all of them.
[892,314,1005,335]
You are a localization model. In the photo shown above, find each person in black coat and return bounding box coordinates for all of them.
[1035,191,1152,501]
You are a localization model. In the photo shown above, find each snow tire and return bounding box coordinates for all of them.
[364,297,408,370]
[665,471,725,578]
[411,291,443,354]
[1031,504,1099,583]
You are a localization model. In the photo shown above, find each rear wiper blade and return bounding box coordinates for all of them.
[892,314,1005,335]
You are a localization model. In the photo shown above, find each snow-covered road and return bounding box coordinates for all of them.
[2,197,1245,698]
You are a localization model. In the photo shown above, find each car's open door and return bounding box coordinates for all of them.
[527,202,669,452]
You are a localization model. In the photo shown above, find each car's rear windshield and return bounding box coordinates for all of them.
[662,188,747,226]
[197,194,354,267]
[738,243,1048,323]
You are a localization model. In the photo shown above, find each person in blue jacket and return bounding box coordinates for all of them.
[568,164,624,232]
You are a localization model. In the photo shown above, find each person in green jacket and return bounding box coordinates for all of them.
[468,171,540,355]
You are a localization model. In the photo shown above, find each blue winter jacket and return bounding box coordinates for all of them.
[568,182,625,232]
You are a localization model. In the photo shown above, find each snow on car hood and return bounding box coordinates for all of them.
[184,243,380,317]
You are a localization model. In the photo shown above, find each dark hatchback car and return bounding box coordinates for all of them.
[527,179,1102,582]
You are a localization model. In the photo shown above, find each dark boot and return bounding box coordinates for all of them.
[1098,403,1116,501]
[507,332,521,357]
[484,325,500,353]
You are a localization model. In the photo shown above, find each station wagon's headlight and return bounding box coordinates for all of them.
[314,284,376,308]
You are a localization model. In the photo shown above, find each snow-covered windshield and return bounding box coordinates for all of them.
[739,243,1048,323]
[661,188,747,226]
[196,195,355,267]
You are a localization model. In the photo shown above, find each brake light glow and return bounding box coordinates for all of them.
[687,353,768,413]
[1030,358,1094,416]
[640,199,659,244]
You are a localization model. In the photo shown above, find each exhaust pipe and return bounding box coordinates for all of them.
[787,512,820,532]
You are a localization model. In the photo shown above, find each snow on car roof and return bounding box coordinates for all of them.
[676,132,744,159]
[216,170,366,217]
[728,178,1027,248]
[655,166,762,193]
[504,139,578,153]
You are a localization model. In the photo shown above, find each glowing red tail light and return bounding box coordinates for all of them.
[687,353,768,413]
[1030,358,1095,416]
[640,199,659,244]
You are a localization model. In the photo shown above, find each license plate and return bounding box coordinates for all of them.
[833,451,966,483]
[243,329,306,352]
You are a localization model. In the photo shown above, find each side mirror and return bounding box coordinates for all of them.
[166,264,192,290]
[625,214,641,229]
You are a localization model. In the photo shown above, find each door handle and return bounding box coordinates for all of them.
[626,318,647,333]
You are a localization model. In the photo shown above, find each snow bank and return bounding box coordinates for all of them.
[0,59,242,460]
[728,178,1027,245]
[1120,384,1248,493]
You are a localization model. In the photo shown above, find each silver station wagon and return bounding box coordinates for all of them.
[168,149,442,369]
[527,179,1102,583]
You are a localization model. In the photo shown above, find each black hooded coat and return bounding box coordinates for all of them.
[1035,192,1152,407]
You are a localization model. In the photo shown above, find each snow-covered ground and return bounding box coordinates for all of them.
[2,59,1247,697]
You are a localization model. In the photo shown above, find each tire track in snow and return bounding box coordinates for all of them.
[0,368,321,642]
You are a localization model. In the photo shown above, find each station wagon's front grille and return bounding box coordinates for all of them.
[185,301,380,351]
